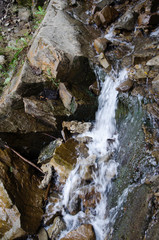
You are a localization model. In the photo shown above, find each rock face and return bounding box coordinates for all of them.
[27,0,95,79]
[0,148,45,236]
[61,224,96,240]
[0,180,25,240]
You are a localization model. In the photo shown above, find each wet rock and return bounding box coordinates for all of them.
[98,53,110,70]
[59,83,78,114]
[50,139,79,182]
[152,74,159,94]
[79,186,101,209]
[115,10,138,31]
[37,228,48,240]
[94,38,108,53]
[111,184,152,240]
[146,55,159,66]
[146,103,159,120]
[0,180,26,239]
[61,224,96,240]
[18,7,31,22]
[0,55,5,65]
[47,216,66,239]
[116,79,133,92]
[23,97,57,128]
[93,6,119,27]
[38,139,63,164]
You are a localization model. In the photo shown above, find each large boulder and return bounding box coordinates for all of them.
[27,0,95,80]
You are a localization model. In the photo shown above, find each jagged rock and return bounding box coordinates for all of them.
[18,7,31,22]
[47,216,66,239]
[0,148,44,236]
[0,180,26,240]
[98,53,110,70]
[94,38,108,53]
[38,139,63,164]
[61,224,96,240]
[50,139,79,182]
[115,10,138,31]
[39,163,53,189]
[0,55,5,65]
[50,138,88,182]
[23,97,57,128]
[27,0,95,79]
[37,228,48,240]
[146,55,159,66]
[59,83,78,113]
[116,80,133,92]
[138,13,150,26]
[89,81,100,96]
[152,74,159,94]
[62,121,92,134]
[94,6,119,27]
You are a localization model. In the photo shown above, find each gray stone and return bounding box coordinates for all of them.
[38,139,63,164]
[18,7,31,22]
[146,55,159,66]
[0,55,5,65]
[27,0,95,80]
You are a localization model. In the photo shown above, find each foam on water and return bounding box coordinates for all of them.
[56,68,128,240]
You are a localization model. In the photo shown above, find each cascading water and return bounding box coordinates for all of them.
[51,67,129,240]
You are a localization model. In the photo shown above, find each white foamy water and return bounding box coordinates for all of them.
[55,68,128,240]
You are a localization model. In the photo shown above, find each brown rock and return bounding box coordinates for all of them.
[59,83,78,113]
[116,80,133,92]
[94,38,108,53]
[138,13,150,26]
[61,224,96,240]
[94,6,118,27]
[98,53,110,70]
[50,139,79,182]
[0,180,26,239]
[62,121,92,134]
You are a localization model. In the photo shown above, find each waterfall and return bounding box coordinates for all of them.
[56,67,128,240]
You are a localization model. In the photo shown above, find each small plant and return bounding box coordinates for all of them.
[35,6,46,16]
[46,68,60,88]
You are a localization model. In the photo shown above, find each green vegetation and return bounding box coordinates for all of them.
[33,6,46,29]
[46,68,60,88]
